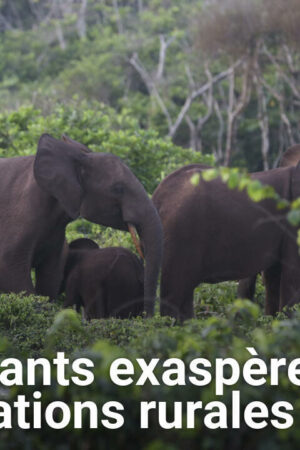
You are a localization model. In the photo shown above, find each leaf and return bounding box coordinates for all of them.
[201,168,218,181]
[287,209,300,227]
[190,173,200,186]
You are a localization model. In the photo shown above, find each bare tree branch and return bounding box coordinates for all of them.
[129,53,173,130]
[130,36,241,144]
[224,58,252,166]
[0,13,13,31]
[262,45,300,100]
[77,0,88,39]
[185,115,198,150]
[197,63,214,129]
[185,64,196,90]
[169,60,242,139]
[184,64,214,151]
[138,0,144,13]
[155,35,175,82]
[255,74,269,169]
[214,99,224,162]
[113,0,124,34]
[259,72,295,147]
[282,44,297,75]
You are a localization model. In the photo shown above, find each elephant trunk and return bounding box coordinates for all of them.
[137,203,163,316]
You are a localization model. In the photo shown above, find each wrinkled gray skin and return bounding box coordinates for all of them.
[62,238,144,319]
[0,134,162,315]
[238,144,300,300]
[59,238,100,295]
[153,162,300,321]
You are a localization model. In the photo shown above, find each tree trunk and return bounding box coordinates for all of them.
[77,0,88,39]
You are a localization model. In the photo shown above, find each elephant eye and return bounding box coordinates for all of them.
[111,182,125,195]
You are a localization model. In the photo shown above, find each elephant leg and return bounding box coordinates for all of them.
[0,263,34,295]
[64,274,82,313]
[160,282,194,322]
[279,269,300,312]
[237,275,257,300]
[279,252,300,311]
[106,281,142,318]
[160,262,195,322]
[180,289,195,321]
[84,286,106,320]
[35,247,67,301]
[264,264,281,315]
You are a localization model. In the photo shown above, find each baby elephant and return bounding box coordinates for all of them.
[63,238,144,319]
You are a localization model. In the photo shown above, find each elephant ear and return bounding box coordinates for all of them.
[34,133,87,219]
[291,161,300,200]
[61,134,92,153]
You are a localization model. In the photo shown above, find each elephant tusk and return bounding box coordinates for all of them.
[128,223,144,259]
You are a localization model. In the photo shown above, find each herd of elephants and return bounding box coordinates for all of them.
[1,133,300,321]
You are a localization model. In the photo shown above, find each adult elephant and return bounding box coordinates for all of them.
[0,134,162,315]
[63,238,144,319]
[238,143,300,300]
[152,163,300,321]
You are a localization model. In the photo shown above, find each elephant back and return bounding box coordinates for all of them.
[69,238,99,251]
[280,144,300,168]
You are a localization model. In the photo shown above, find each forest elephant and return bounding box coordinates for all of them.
[62,238,144,319]
[0,134,162,315]
[238,143,300,300]
[59,238,100,295]
[152,162,300,321]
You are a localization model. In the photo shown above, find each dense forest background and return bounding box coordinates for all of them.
[1,0,300,171]
[1,2,300,448]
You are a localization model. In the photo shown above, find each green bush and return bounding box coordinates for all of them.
[0,101,213,193]
[0,292,299,448]
[0,294,60,358]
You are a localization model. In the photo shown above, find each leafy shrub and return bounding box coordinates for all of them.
[0,292,299,448]
[0,294,60,357]
[0,101,213,193]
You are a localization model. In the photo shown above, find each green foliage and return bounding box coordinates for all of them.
[0,101,212,193]
[0,294,60,357]
[200,166,291,211]
[0,0,299,171]
[65,220,135,250]
[0,280,269,359]
[0,289,299,447]
[1,2,300,447]
[201,167,277,202]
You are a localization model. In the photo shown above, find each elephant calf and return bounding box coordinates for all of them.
[62,239,144,319]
